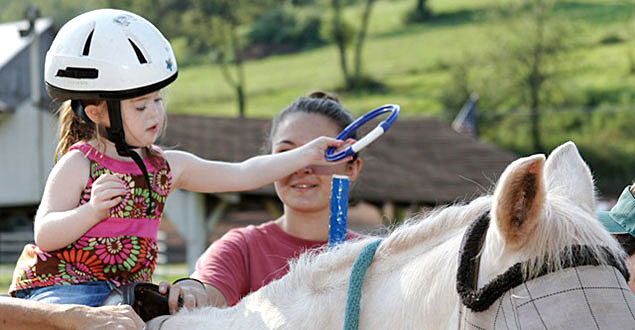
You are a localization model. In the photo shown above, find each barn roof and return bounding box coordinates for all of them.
[0,18,54,113]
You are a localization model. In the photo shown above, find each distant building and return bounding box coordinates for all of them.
[0,17,57,264]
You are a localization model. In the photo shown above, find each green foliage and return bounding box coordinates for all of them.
[599,32,628,45]
[0,0,107,26]
[481,107,634,194]
[247,7,326,50]
[321,12,355,46]
[404,0,432,24]
[105,0,187,39]
[584,86,635,107]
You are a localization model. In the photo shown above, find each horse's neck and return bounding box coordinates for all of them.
[165,235,465,330]
[251,233,465,330]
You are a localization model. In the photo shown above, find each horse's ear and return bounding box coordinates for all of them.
[543,141,595,213]
[493,154,546,250]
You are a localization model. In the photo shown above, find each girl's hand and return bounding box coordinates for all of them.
[89,174,127,220]
[300,136,355,166]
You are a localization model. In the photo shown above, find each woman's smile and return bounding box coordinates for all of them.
[290,182,319,190]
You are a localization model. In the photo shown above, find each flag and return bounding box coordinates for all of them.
[452,93,479,137]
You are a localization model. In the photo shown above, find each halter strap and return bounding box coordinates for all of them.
[456,212,630,312]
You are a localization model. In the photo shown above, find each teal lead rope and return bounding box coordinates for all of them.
[343,238,383,330]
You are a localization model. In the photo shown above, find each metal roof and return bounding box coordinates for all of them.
[0,18,54,113]
[0,18,53,68]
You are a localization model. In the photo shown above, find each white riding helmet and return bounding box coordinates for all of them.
[45,8,177,100]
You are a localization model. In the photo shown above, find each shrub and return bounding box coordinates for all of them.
[247,7,326,52]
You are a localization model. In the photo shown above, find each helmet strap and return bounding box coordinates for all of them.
[71,100,93,124]
[105,100,154,217]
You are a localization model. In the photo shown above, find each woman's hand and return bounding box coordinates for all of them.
[89,174,127,220]
[158,279,209,314]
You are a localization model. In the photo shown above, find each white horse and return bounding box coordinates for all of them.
[150,142,632,329]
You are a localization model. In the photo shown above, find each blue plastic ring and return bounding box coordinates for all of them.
[325,104,400,162]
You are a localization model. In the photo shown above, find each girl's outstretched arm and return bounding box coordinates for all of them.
[166,136,351,193]
[34,151,126,251]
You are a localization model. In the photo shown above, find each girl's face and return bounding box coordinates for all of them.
[272,112,361,214]
[120,91,165,147]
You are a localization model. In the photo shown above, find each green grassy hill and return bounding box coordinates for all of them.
[168,0,635,116]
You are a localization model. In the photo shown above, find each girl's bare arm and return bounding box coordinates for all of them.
[34,151,125,251]
[166,136,350,193]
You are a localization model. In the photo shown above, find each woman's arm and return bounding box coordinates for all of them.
[34,151,126,251]
[0,297,144,330]
[204,283,228,307]
[166,136,350,193]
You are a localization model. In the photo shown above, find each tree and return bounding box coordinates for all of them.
[628,0,635,74]
[106,0,187,40]
[181,0,279,117]
[330,0,378,91]
[405,0,432,23]
[485,0,570,153]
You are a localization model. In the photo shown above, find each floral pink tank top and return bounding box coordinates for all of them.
[9,143,172,294]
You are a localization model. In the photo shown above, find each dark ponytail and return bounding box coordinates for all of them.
[266,91,356,152]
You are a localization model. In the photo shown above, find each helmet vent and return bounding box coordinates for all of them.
[82,30,94,56]
[128,39,148,64]
[56,67,98,79]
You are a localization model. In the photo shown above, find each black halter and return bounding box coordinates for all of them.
[456,212,630,312]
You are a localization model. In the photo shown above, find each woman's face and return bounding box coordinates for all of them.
[272,112,361,214]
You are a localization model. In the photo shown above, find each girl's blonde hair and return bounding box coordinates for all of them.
[54,100,163,166]
[55,100,101,162]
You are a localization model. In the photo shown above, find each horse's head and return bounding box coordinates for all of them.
[455,141,634,329]
[479,141,624,284]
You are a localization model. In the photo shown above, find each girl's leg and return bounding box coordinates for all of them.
[26,281,114,307]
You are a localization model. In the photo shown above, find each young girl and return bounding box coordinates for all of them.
[8,9,350,307]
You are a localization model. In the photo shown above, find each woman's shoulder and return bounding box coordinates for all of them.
[218,221,278,243]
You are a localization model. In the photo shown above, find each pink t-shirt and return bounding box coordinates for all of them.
[192,221,361,306]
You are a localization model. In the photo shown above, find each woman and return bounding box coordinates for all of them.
[160,91,363,312]
[597,182,635,293]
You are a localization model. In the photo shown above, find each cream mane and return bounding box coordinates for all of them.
[283,196,492,294]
